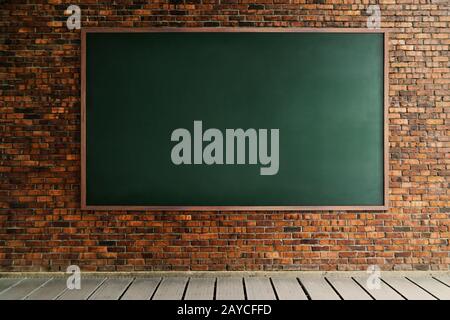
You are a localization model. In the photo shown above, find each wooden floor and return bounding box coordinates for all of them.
[0,274,449,300]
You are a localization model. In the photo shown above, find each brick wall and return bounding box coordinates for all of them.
[0,0,449,272]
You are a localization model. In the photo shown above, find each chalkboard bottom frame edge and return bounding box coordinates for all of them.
[81,205,389,211]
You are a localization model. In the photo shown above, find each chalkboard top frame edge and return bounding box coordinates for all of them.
[81,27,392,34]
[80,28,389,212]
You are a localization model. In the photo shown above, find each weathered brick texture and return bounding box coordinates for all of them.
[0,1,449,272]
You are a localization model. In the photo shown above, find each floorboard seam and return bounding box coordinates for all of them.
[324,277,343,300]
[149,277,163,301]
[86,278,108,300]
[351,277,375,300]
[213,277,217,301]
[181,277,190,301]
[296,278,311,300]
[432,276,450,288]
[23,278,53,300]
[405,277,439,300]
[0,278,25,295]
[242,278,248,300]
[54,285,68,300]
[118,278,136,300]
[268,277,279,300]
[380,278,408,300]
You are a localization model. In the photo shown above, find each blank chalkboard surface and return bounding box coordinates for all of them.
[81,28,388,210]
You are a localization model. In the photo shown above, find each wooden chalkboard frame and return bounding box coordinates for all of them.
[81,28,389,211]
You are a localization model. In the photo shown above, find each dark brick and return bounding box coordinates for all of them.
[283,226,301,232]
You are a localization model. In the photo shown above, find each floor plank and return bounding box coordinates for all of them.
[57,278,106,300]
[407,277,450,300]
[121,278,161,300]
[0,274,448,300]
[326,277,372,300]
[353,276,404,300]
[382,277,436,300]
[0,278,50,300]
[89,278,133,300]
[216,277,245,300]
[184,278,215,300]
[27,278,67,300]
[152,277,188,300]
[298,276,340,300]
[271,278,308,300]
[0,278,24,294]
[245,277,276,300]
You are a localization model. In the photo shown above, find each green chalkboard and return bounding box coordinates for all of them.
[82,30,387,210]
